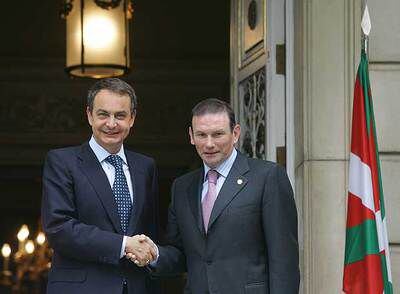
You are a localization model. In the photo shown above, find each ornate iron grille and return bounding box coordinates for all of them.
[238,68,266,159]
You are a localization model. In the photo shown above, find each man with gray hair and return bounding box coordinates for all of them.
[42,78,159,294]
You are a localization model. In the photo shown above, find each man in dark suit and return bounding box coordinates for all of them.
[41,78,158,294]
[130,98,299,294]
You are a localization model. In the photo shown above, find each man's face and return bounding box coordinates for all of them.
[189,112,240,168]
[87,89,135,154]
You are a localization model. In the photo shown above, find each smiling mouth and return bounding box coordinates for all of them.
[103,131,119,135]
[204,152,218,156]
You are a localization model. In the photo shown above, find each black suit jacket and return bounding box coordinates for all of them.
[155,152,299,294]
[41,143,159,294]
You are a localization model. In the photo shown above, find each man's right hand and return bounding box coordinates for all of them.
[125,234,157,267]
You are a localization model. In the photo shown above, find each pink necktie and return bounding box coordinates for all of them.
[202,170,219,232]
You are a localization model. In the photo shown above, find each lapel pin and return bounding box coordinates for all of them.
[237,178,243,185]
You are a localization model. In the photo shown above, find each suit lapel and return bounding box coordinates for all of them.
[78,143,122,234]
[208,152,249,230]
[187,169,204,235]
[125,153,145,236]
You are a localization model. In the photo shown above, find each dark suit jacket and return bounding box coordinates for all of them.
[155,152,299,294]
[41,143,159,294]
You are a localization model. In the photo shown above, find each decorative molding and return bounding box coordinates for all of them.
[0,94,86,133]
[301,0,312,292]
[285,0,295,185]
[369,62,400,71]
[238,0,266,68]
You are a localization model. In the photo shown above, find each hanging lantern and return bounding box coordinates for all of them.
[61,0,133,78]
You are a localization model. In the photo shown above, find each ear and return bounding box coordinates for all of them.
[232,124,241,144]
[189,126,195,145]
[86,107,93,126]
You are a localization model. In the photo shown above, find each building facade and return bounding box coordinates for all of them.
[230,0,400,292]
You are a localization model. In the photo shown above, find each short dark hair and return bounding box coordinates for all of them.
[191,98,236,131]
[87,78,137,114]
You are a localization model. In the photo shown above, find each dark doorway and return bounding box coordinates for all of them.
[0,1,230,293]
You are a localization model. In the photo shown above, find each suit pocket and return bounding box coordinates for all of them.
[49,268,87,283]
[245,282,267,294]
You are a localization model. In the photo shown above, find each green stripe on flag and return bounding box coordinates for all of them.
[360,50,372,136]
[375,133,386,219]
[380,252,393,294]
[363,48,386,219]
[362,50,393,293]
[345,219,380,264]
[370,94,386,219]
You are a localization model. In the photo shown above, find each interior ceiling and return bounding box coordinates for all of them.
[0,0,229,61]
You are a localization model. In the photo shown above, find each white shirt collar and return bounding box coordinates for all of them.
[89,136,128,165]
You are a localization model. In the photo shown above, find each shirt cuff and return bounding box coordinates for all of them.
[120,236,127,258]
[149,245,159,266]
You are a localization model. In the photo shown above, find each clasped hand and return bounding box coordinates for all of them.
[125,235,157,267]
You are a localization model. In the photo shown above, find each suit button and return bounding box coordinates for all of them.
[206,260,212,265]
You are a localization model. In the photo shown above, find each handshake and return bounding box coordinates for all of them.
[124,235,158,267]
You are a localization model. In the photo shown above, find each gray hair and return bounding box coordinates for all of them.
[87,78,137,115]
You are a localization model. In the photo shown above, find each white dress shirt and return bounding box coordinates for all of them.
[201,148,237,201]
[89,136,132,258]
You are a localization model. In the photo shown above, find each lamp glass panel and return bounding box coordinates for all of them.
[66,0,129,77]
[66,0,82,67]
[83,0,127,65]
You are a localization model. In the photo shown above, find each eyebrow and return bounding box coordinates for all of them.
[194,129,226,135]
[95,109,129,115]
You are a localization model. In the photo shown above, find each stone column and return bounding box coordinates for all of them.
[294,1,359,293]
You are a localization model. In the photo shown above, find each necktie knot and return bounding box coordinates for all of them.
[207,170,219,185]
[106,155,123,169]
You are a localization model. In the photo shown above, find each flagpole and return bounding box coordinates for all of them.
[362,34,368,57]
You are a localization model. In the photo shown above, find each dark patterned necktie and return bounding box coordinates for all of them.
[105,155,132,233]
